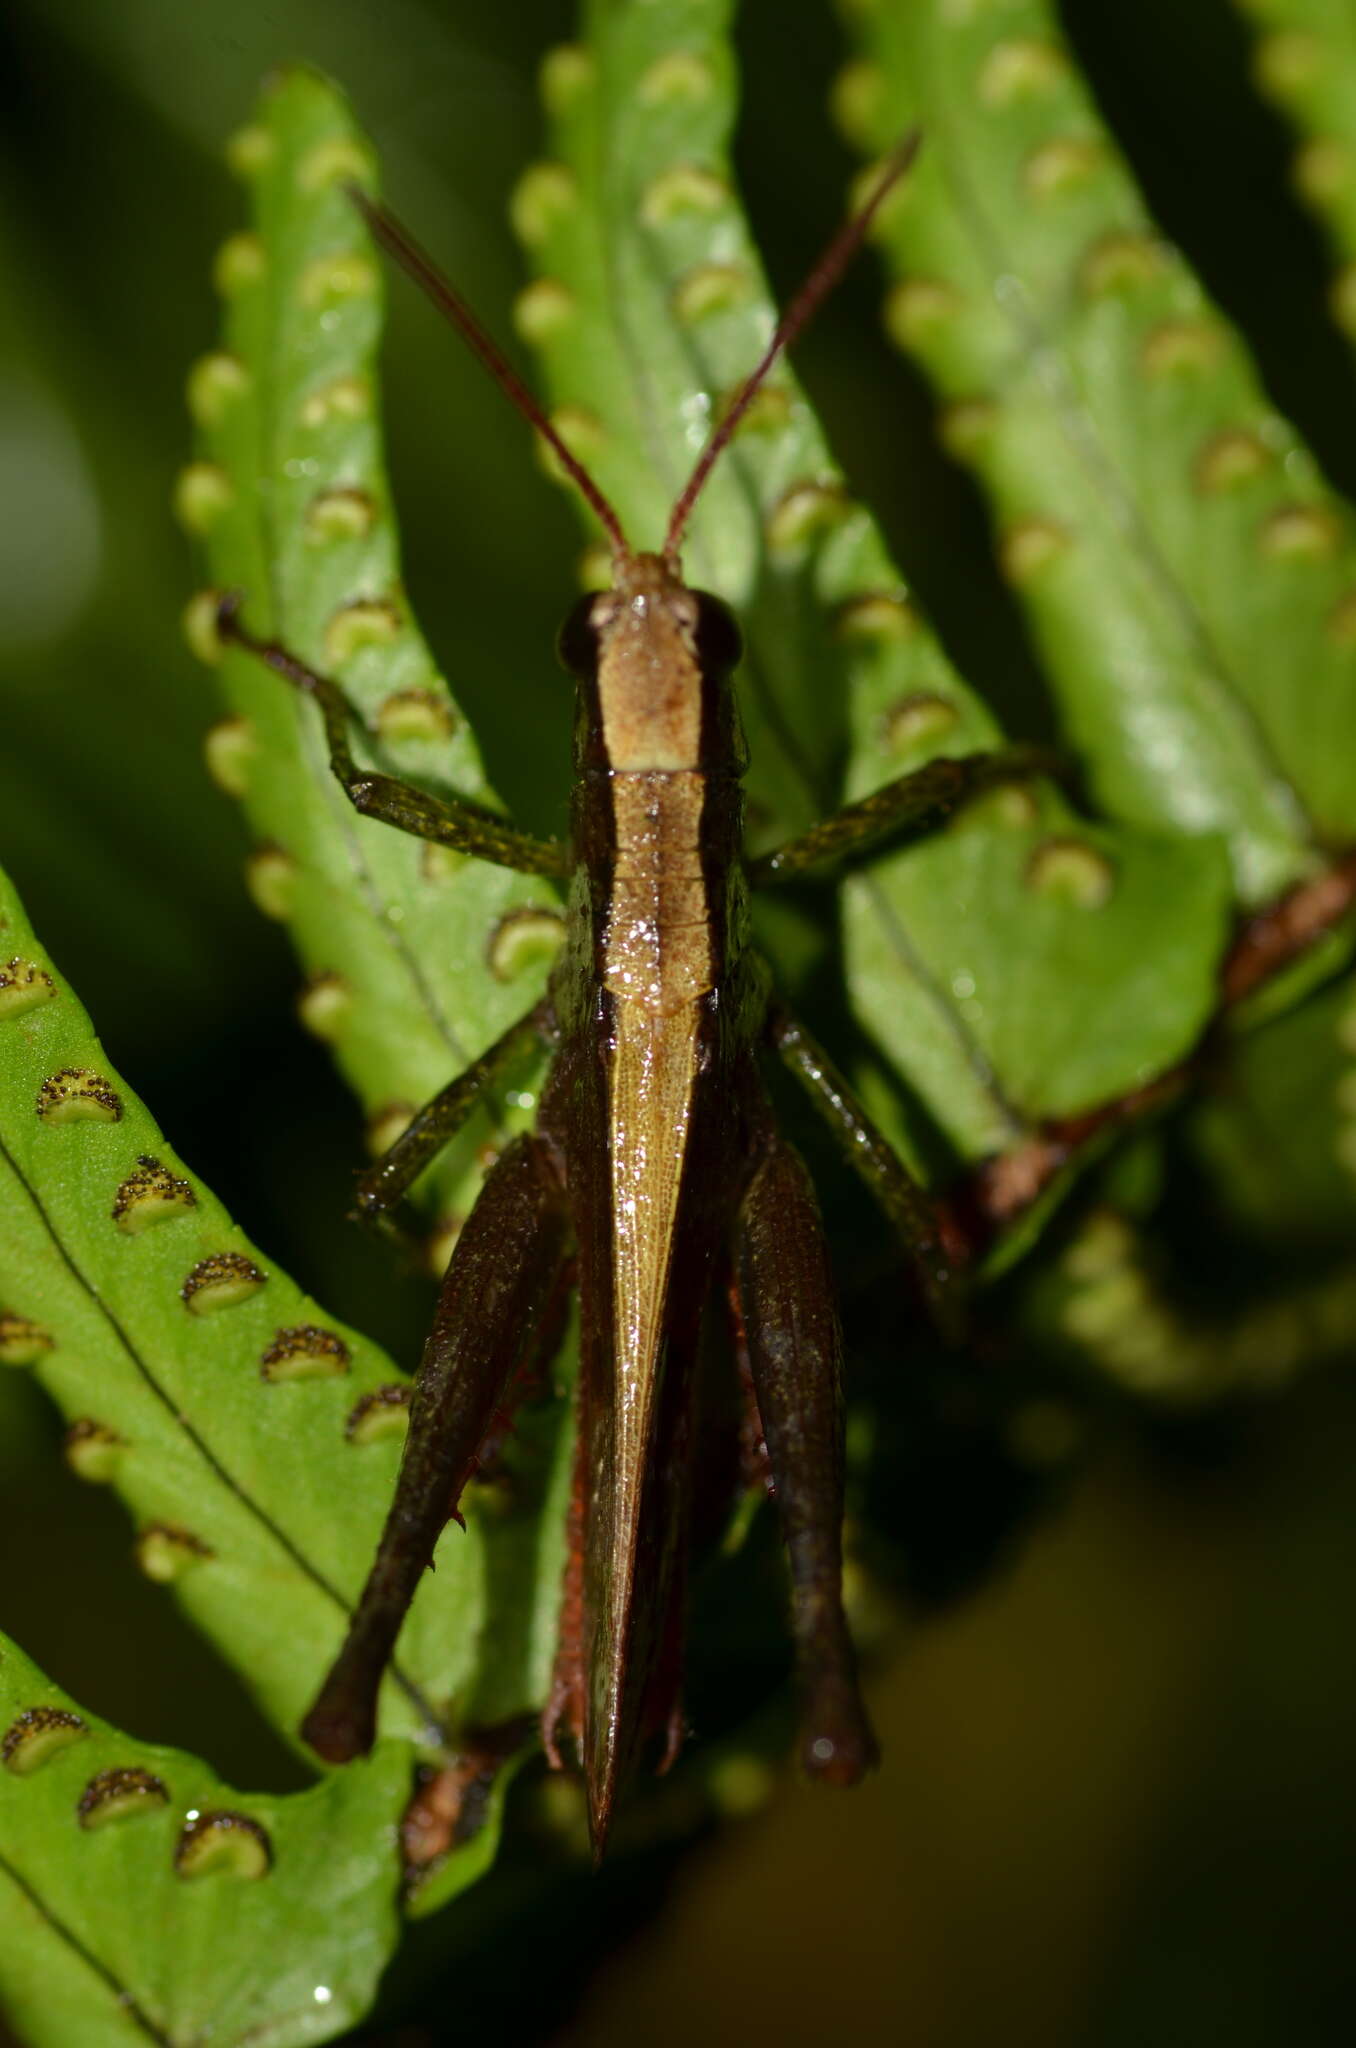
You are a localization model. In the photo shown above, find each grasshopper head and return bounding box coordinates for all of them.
[557,552,742,774]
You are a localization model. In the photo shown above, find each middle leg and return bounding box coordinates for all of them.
[766,998,961,1333]
[353,998,554,1226]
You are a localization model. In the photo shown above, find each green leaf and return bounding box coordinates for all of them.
[841,0,1356,907]
[186,67,559,1238]
[0,869,570,1758]
[0,1630,405,2047]
[1238,0,1356,347]
[511,0,1232,1165]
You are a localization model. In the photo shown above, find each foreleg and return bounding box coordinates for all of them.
[217,594,568,876]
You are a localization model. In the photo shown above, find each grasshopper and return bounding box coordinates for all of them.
[219,135,1040,1856]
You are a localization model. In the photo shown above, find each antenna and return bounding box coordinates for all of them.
[347,184,631,561]
[664,130,923,564]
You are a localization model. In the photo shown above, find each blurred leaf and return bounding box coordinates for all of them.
[1238,0,1356,347]
[1042,1205,1356,1403]
[1190,967,1356,1250]
[843,0,1356,906]
[0,1630,405,2048]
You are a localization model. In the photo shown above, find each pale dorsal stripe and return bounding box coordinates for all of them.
[607,998,699,1519]
[600,762,711,1650]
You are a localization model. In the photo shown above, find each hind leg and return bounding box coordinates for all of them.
[734,1133,878,1787]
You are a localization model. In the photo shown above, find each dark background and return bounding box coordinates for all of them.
[2,2,1356,2043]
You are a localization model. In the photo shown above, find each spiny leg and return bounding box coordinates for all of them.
[734,1133,878,1787]
[727,1269,773,1498]
[766,1000,961,1335]
[750,745,1054,887]
[303,1132,571,1763]
[216,594,569,877]
[354,999,554,1227]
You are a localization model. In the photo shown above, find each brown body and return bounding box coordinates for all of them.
[274,149,935,1859]
[292,547,874,1854]
[536,554,770,1819]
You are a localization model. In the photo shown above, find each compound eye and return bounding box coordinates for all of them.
[691,590,743,674]
[557,594,602,677]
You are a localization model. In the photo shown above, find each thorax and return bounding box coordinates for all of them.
[556,552,749,1024]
